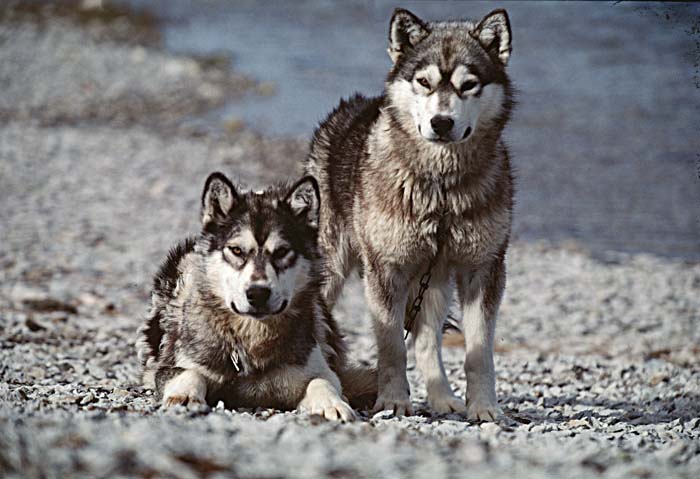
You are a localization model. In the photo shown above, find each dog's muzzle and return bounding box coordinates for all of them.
[231,297,289,319]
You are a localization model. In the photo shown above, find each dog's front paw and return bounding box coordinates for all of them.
[299,379,356,422]
[300,395,355,422]
[466,374,501,421]
[373,379,413,416]
[428,391,468,415]
[466,394,501,422]
[163,392,205,408]
[162,370,207,409]
[372,395,414,417]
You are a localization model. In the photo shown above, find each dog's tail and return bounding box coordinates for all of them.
[338,363,377,410]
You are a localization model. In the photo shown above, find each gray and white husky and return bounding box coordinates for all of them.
[137,172,376,421]
[306,8,515,420]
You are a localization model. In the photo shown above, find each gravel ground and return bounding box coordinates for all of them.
[1,7,699,479]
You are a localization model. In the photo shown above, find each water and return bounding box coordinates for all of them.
[126,0,394,136]
[123,0,700,261]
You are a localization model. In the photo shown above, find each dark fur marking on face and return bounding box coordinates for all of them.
[437,89,452,110]
[250,252,268,281]
[271,250,297,275]
[223,252,247,271]
[202,208,247,252]
[439,35,456,72]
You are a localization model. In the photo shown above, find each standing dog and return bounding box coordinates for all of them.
[305,8,514,420]
[137,173,375,421]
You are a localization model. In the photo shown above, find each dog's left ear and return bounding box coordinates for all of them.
[284,176,320,228]
[472,9,512,66]
[388,8,430,64]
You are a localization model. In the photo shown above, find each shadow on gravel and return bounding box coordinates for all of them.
[505,393,700,426]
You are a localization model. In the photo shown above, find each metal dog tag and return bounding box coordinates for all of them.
[230,350,241,372]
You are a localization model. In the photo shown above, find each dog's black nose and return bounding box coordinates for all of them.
[430,115,454,137]
[246,286,271,309]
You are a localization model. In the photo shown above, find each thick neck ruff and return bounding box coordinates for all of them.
[193,274,318,377]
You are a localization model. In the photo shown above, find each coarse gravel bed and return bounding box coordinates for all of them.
[1,8,699,479]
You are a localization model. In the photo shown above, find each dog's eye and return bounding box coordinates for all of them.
[272,247,290,260]
[417,78,431,89]
[460,80,479,93]
[229,246,243,257]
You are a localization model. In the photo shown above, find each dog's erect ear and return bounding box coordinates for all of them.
[201,172,238,226]
[388,8,430,64]
[472,9,512,66]
[284,176,320,228]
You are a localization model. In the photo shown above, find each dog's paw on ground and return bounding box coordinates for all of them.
[299,379,356,422]
[372,397,415,417]
[162,394,206,409]
[299,397,356,422]
[427,391,468,415]
[161,371,207,409]
[466,399,503,422]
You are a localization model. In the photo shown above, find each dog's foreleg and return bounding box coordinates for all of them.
[457,258,505,421]
[156,367,207,408]
[412,279,467,414]
[365,266,413,416]
[298,346,355,422]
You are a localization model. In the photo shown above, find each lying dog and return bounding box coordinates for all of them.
[137,172,375,421]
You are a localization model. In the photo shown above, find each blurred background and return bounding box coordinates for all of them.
[122,0,700,261]
[2,1,698,263]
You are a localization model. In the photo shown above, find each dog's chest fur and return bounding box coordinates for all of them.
[358,114,512,268]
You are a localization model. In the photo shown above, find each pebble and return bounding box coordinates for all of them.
[80,392,96,406]
[371,410,396,421]
[567,418,591,429]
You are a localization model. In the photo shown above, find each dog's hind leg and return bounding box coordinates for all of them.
[412,278,467,414]
[456,255,505,422]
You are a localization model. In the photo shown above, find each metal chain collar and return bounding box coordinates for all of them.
[403,260,435,339]
[403,211,449,339]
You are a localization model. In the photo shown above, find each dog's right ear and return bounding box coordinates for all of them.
[388,8,430,64]
[201,172,238,226]
[284,176,320,228]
